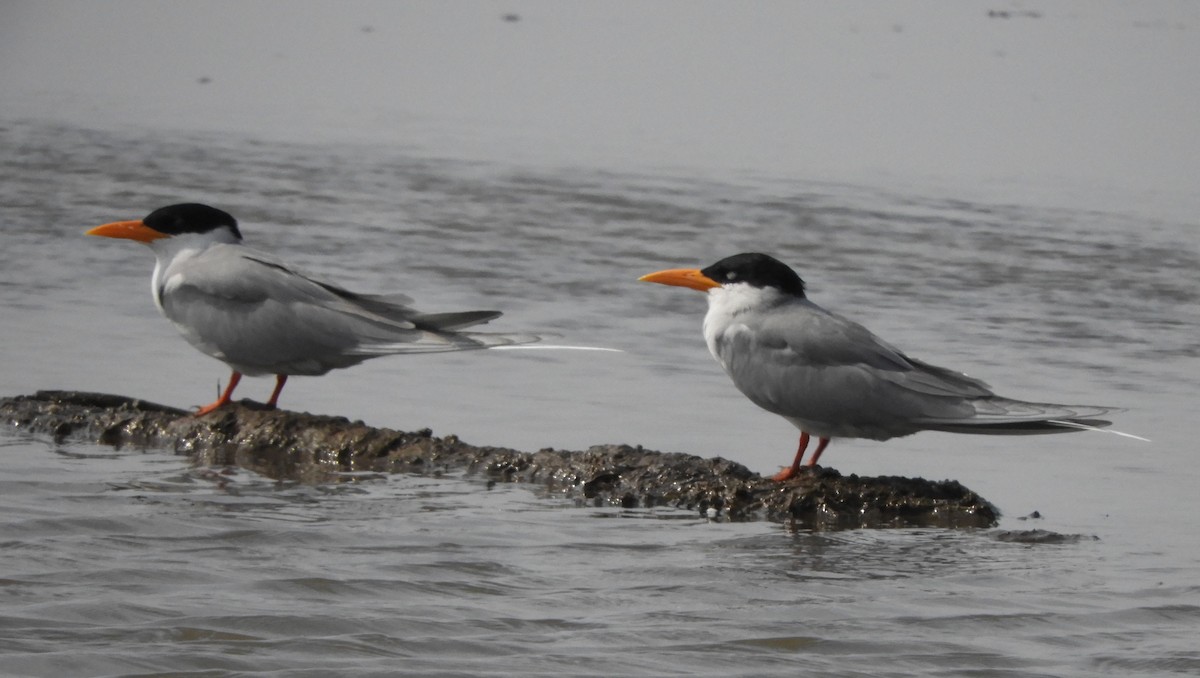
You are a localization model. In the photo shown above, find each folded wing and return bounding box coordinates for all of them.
[158,245,539,375]
[715,298,1112,439]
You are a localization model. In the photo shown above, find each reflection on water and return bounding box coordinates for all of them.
[1,119,1199,676]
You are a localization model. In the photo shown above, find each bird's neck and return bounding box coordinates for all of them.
[148,232,240,310]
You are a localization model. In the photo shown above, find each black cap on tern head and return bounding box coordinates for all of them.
[143,203,241,240]
[701,253,806,298]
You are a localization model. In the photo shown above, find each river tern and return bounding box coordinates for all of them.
[640,252,1124,480]
[87,203,548,415]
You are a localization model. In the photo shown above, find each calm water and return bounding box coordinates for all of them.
[2,118,1198,676]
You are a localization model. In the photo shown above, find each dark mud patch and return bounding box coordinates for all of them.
[1,391,999,529]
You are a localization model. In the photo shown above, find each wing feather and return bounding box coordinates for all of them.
[710,298,1108,439]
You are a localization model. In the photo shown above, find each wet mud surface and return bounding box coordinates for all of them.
[1,391,1000,529]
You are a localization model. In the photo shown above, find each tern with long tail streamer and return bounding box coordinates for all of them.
[87,203,613,415]
[641,253,1142,481]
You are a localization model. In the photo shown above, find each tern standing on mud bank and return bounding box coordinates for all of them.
[87,203,542,415]
[640,252,1123,480]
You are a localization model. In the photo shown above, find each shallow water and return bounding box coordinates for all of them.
[2,117,1199,676]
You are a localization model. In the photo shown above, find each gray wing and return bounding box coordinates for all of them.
[716,299,1109,439]
[159,245,532,375]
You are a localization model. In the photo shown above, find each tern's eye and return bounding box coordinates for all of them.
[725,271,737,281]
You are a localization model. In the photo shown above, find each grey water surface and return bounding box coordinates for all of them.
[2,118,1198,677]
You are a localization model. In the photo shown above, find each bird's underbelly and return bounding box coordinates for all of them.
[168,318,363,377]
[721,356,927,441]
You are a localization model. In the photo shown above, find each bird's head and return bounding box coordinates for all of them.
[86,203,242,245]
[639,252,806,298]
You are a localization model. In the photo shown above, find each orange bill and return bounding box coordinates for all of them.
[638,268,721,291]
[85,220,166,243]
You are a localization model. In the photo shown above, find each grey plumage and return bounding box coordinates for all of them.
[155,243,538,377]
[641,252,1124,474]
[706,291,1113,441]
[88,203,543,414]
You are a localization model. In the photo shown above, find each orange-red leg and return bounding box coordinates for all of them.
[195,371,242,416]
[266,374,288,409]
[771,431,810,481]
[806,436,831,467]
[771,432,832,481]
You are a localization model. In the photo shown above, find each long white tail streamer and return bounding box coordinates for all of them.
[1047,419,1151,442]
[489,345,624,352]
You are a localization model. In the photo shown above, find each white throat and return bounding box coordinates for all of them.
[701,283,786,361]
